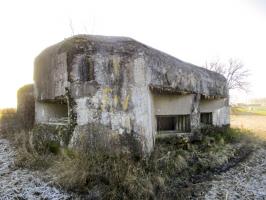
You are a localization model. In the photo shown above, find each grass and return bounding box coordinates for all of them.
[0,108,17,120]
[51,138,244,199]
[230,114,266,140]
[0,126,258,199]
[231,106,266,116]
[51,150,157,199]
[4,130,59,170]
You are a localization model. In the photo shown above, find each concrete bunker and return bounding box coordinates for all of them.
[33,35,230,154]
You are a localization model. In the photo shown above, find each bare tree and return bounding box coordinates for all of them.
[69,18,75,36]
[204,58,250,92]
[68,18,95,36]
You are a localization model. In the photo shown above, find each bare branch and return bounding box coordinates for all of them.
[69,18,75,36]
[204,58,250,93]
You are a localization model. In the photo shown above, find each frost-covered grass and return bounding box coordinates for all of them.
[0,139,70,200]
[0,127,257,199]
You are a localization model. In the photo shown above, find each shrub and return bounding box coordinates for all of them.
[52,149,158,199]
[31,124,67,154]
[10,130,57,170]
[201,126,253,143]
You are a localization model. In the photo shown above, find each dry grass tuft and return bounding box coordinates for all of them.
[12,131,57,170]
[3,115,251,200]
[0,125,258,199]
[51,149,158,199]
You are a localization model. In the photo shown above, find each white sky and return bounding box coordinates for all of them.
[0,0,265,108]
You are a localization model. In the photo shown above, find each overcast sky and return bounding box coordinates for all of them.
[0,0,265,108]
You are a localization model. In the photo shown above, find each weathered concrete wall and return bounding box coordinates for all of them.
[17,84,35,129]
[191,94,201,134]
[131,57,153,152]
[153,94,193,115]
[199,98,230,126]
[200,98,227,112]
[69,54,151,152]
[213,107,230,126]
[34,52,68,101]
[145,51,228,98]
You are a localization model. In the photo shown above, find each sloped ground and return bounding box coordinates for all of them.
[0,139,71,200]
[1,129,265,199]
[204,144,266,200]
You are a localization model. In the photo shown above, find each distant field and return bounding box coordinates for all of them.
[231,115,266,140]
[231,106,266,116]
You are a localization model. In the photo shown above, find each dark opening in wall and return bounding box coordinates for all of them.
[36,101,69,125]
[48,103,69,124]
[200,112,213,125]
[156,115,191,132]
[80,56,94,81]
[157,116,176,131]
